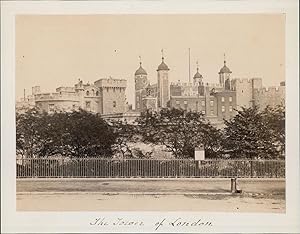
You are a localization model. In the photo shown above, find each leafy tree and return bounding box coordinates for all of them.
[223,106,282,159]
[110,119,137,158]
[16,109,117,158]
[137,108,223,158]
[261,104,285,156]
[16,108,45,158]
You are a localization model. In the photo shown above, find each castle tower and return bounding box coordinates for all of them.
[134,57,149,110]
[219,54,232,90]
[157,50,170,108]
[193,61,203,85]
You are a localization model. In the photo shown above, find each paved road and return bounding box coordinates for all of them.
[16,178,285,212]
[17,178,285,196]
[17,193,285,212]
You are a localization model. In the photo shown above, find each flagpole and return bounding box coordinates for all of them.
[188,48,191,83]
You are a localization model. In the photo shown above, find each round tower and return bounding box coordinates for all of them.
[193,62,203,85]
[219,54,232,89]
[134,60,148,91]
[134,58,149,110]
[157,50,170,108]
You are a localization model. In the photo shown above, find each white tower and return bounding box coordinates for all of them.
[157,50,170,108]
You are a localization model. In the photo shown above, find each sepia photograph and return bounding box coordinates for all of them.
[15,14,286,213]
[1,1,299,233]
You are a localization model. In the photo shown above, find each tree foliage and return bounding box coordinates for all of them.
[137,108,223,158]
[223,105,285,159]
[16,108,116,158]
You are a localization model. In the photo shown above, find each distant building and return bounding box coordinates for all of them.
[17,52,285,127]
[133,54,285,127]
[17,77,127,115]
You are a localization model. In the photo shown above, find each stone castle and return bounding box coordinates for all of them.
[17,52,285,126]
[134,54,285,124]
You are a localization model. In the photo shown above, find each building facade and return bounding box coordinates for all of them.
[134,54,285,124]
[17,77,127,115]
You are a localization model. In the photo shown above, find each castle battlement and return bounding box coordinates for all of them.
[35,92,79,101]
[94,78,127,88]
[56,87,75,93]
[255,86,284,93]
[232,78,252,83]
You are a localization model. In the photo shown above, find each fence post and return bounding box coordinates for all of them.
[231,178,237,193]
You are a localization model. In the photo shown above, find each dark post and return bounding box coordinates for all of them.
[231,178,237,193]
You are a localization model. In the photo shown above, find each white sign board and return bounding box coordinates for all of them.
[194,147,205,161]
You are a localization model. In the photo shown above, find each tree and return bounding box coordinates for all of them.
[223,106,281,159]
[261,104,285,156]
[110,119,137,158]
[16,108,46,158]
[16,109,117,158]
[136,108,223,158]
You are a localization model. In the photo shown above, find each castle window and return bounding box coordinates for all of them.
[210,110,214,115]
[210,100,214,107]
[229,96,233,102]
[201,100,205,106]
[86,91,90,96]
[91,89,94,95]
[229,106,233,112]
[221,97,225,102]
[222,106,225,112]
[113,101,116,108]
[96,91,99,96]
[176,100,180,105]
[86,101,91,109]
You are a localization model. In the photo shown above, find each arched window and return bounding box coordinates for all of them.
[86,91,90,96]
[91,89,94,95]
[96,91,99,96]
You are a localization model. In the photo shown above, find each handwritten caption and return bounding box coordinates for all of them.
[90,217,213,231]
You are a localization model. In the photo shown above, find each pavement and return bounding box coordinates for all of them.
[16,178,285,212]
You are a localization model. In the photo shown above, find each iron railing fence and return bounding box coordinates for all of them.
[16,158,285,178]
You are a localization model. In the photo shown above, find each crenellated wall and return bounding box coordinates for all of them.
[253,85,285,109]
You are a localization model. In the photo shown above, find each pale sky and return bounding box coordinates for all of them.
[16,14,285,105]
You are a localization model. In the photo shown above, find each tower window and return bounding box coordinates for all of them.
[210,100,214,107]
[221,97,225,102]
[176,100,180,105]
[113,101,116,108]
[86,101,91,109]
[229,96,233,102]
[96,91,99,96]
[229,106,233,112]
[210,110,214,115]
[184,100,188,105]
[86,91,90,96]
[222,106,225,112]
[201,100,205,106]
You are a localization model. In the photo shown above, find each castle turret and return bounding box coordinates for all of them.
[193,62,203,85]
[157,50,170,108]
[134,58,149,110]
[219,54,232,90]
